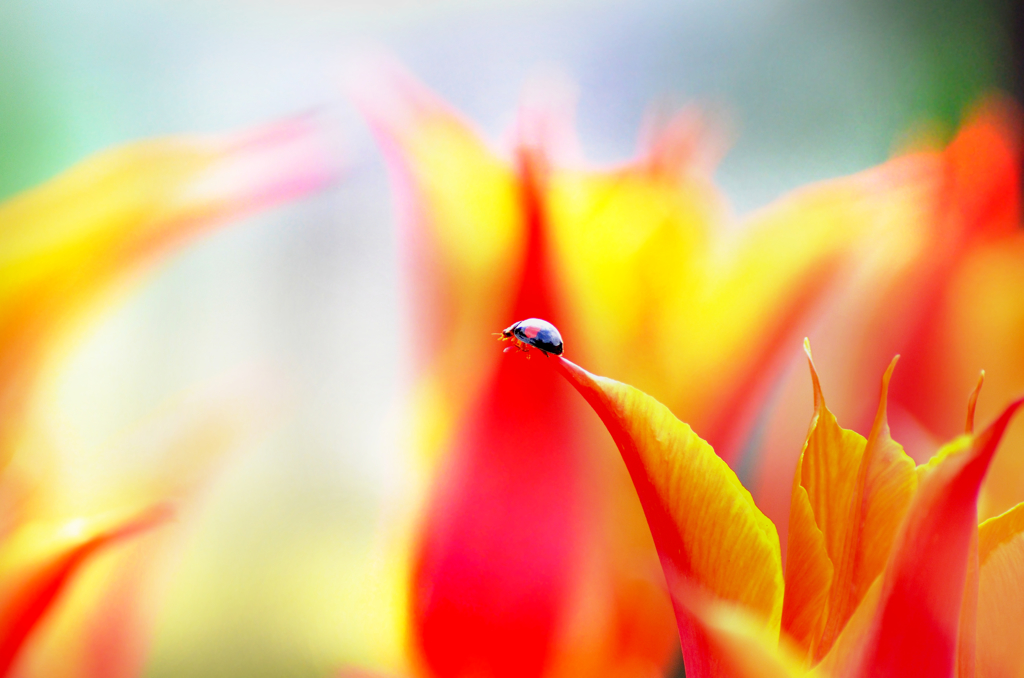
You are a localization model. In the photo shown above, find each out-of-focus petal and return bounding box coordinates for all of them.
[753,105,1021,538]
[553,355,783,678]
[671,580,813,678]
[9,375,271,678]
[356,62,678,678]
[346,58,525,469]
[869,101,1022,446]
[835,398,1023,678]
[781,348,917,664]
[409,153,601,678]
[941,238,1024,518]
[976,502,1024,678]
[0,506,170,676]
[0,117,339,467]
[548,117,901,464]
[11,531,161,678]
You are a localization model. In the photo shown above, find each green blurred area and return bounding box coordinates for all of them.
[0,4,67,201]
[867,0,1016,132]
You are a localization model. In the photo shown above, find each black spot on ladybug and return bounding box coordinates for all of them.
[500,318,564,356]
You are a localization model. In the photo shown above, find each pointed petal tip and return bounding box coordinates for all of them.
[189,114,344,209]
[868,354,899,437]
[980,395,1024,447]
[342,51,460,146]
[965,371,986,435]
[802,340,825,412]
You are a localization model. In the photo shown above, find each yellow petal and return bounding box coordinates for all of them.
[976,502,1024,678]
[552,356,784,676]
[0,118,336,468]
[547,133,899,462]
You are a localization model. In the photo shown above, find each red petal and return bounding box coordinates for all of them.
[410,152,585,678]
[840,398,1024,678]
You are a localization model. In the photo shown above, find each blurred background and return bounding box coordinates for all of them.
[0,0,1020,676]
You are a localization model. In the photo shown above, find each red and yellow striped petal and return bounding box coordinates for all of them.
[356,63,680,678]
[552,355,783,678]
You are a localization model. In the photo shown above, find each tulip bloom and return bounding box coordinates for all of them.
[0,117,336,676]
[753,101,1024,533]
[549,342,1024,678]
[351,61,931,678]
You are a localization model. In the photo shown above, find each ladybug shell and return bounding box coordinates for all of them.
[511,318,564,355]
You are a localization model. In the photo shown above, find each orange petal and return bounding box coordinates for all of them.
[552,356,784,678]
[965,371,986,435]
[781,347,917,664]
[976,502,1024,678]
[0,506,170,676]
[956,528,979,678]
[838,398,1024,678]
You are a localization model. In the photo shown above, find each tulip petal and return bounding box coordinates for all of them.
[552,356,784,678]
[671,580,813,678]
[0,506,170,676]
[0,118,338,467]
[781,347,917,664]
[837,398,1024,678]
[940,237,1024,519]
[347,59,526,467]
[10,377,270,678]
[965,371,985,435]
[547,128,880,464]
[358,62,679,678]
[409,151,594,678]
[976,502,1024,678]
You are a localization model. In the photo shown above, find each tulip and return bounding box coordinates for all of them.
[547,339,1024,678]
[0,116,337,675]
[350,60,927,678]
[753,100,1024,533]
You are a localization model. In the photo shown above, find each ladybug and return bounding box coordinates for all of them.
[499,318,564,356]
